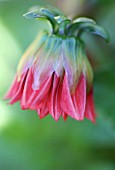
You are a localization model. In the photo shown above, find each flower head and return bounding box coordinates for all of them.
[5,6,109,122]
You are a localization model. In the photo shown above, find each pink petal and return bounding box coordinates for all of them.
[21,66,53,110]
[21,68,33,109]
[54,79,63,121]
[84,88,96,123]
[6,71,27,104]
[61,73,86,120]
[4,76,18,99]
[47,73,62,121]
[37,100,49,119]
[61,73,79,120]
[71,74,86,120]
[29,75,53,110]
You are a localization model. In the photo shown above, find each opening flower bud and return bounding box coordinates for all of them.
[5,6,109,122]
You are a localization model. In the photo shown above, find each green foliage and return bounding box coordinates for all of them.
[0,0,115,170]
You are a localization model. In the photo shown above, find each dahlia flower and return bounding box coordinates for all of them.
[5,6,109,122]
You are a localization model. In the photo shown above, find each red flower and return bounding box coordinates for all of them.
[5,6,109,122]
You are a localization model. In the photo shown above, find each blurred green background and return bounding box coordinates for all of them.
[0,0,115,170]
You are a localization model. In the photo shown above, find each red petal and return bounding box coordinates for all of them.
[61,73,79,120]
[21,68,33,109]
[4,76,19,99]
[54,79,63,121]
[7,72,27,104]
[71,74,86,120]
[84,88,96,123]
[62,112,68,121]
[47,73,62,121]
[37,100,49,119]
[21,67,53,110]
[29,75,53,109]
[61,73,86,120]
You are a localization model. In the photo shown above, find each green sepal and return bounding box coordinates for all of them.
[23,6,59,33]
[23,7,110,43]
[67,17,96,35]
[23,6,69,34]
[73,17,96,24]
[23,11,54,33]
[23,12,45,19]
[67,22,110,43]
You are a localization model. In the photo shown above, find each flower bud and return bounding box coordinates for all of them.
[5,6,109,122]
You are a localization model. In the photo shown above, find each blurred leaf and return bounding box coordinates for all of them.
[95,63,115,123]
[0,1,115,170]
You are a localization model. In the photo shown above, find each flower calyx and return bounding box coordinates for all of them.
[23,6,109,43]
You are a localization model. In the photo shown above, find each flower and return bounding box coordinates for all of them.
[5,6,109,122]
